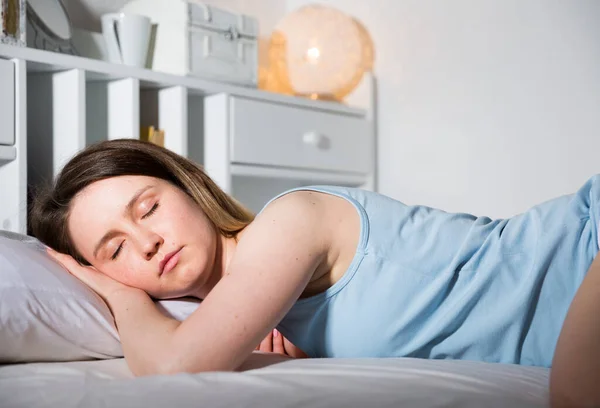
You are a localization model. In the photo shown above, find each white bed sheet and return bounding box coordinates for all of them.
[0,355,549,408]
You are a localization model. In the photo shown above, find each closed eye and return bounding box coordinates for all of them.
[111,242,123,260]
[110,202,159,260]
[142,202,159,219]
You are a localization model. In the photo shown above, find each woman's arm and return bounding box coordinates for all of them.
[156,192,324,374]
[550,254,600,407]
[54,191,326,376]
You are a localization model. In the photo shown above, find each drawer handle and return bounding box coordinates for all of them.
[302,131,330,149]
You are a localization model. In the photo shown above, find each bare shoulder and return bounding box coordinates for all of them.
[243,190,330,251]
[246,189,359,263]
[252,189,353,242]
[259,190,329,215]
[232,190,334,270]
[257,189,351,221]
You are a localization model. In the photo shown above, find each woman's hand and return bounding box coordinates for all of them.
[255,329,308,358]
[46,247,136,305]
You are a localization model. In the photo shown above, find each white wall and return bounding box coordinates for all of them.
[285,0,600,218]
[65,0,600,218]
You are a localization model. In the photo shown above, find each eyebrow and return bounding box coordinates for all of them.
[92,184,154,259]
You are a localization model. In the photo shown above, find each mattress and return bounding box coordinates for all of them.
[0,354,549,408]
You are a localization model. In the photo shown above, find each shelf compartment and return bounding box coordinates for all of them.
[27,68,86,186]
[87,77,140,144]
[140,86,189,158]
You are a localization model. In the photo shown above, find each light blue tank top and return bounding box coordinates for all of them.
[266,176,600,367]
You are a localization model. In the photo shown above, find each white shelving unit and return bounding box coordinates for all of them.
[0,43,376,232]
[0,57,26,233]
[0,146,16,162]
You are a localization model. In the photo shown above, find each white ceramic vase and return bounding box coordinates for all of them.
[62,0,133,30]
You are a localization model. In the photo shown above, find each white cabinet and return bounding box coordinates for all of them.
[204,94,375,212]
[229,97,372,174]
[0,58,14,146]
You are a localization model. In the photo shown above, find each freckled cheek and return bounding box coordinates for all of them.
[154,210,180,234]
[110,269,147,289]
[167,211,189,232]
[125,256,155,286]
[101,258,146,288]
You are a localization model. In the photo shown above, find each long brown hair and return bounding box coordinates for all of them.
[30,139,254,265]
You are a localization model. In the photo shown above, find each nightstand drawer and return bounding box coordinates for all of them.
[0,59,14,146]
[230,97,371,174]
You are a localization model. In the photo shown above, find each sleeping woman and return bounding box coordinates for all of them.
[31,138,600,407]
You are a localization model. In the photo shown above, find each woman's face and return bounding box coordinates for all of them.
[68,175,218,299]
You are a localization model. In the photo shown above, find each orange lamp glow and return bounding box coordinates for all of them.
[265,5,374,102]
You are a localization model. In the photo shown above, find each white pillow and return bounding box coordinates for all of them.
[0,231,200,363]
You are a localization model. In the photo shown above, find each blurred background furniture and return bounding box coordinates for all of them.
[0,42,375,233]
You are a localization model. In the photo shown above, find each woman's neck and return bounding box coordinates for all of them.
[193,232,240,299]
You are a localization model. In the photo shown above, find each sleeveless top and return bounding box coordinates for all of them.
[263,175,600,367]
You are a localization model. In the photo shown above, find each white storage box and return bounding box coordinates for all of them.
[122,0,258,86]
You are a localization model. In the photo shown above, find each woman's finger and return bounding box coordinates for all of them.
[46,248,98,280]
[46,249,83,279]
[259,330,273,352]
[45,247,65,264]
[283,336,309,358]
[46,246,66,260]
[46,248,79,270]
[45,247,123,301]
[272,329,285,355]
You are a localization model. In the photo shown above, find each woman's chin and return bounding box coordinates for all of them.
[151,285,200,301]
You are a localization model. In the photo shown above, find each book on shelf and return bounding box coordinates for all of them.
[140,126,164,147]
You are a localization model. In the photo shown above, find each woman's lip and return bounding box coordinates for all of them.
[160,248,182,275]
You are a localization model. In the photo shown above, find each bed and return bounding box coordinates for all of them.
[0,354,549,407]
[0,218,553,408]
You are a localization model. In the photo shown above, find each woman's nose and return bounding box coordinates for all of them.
[139,233,163,260]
